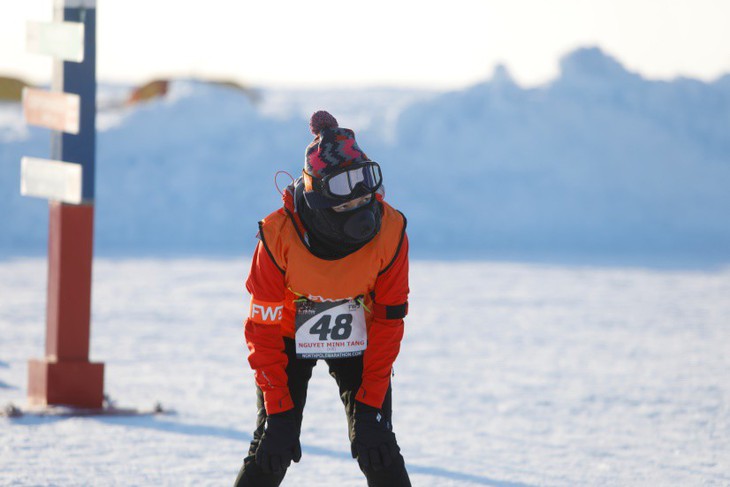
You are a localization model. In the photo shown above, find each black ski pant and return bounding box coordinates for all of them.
[234,338,411,487]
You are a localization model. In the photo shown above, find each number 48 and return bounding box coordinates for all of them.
[310,313,353,341]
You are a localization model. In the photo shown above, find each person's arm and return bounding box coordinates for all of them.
[244,241,293,414]
[355,232,410,409]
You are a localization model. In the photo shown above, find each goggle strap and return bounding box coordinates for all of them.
[302,171,315,192]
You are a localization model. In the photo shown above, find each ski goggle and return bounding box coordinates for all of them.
[303,162,383,201]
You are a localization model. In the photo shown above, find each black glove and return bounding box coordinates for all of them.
[255,409,302,474]
[350,400,400,471]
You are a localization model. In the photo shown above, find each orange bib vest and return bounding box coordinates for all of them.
[258,201,406,339]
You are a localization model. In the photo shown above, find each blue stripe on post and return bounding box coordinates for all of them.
[51,5,96,202]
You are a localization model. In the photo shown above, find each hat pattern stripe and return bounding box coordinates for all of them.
[305,125,368,179]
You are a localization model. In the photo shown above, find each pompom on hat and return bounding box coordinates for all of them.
[304,111,369,179]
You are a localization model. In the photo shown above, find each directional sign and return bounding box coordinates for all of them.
[26,21,85,62]
[55,0,97,6]
[21,157,83,204]
[23,88,80,134]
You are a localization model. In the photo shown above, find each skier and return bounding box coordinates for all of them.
[234,111,412,487]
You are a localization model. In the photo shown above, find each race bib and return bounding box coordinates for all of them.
[295,299,367,359]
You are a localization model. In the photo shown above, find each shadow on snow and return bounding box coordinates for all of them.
[97,416,536,487]
[7,414,535,486]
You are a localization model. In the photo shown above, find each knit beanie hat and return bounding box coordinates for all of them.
[304,111,369,179]
[301,111,373,209]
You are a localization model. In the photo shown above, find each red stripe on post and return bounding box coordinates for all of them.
[46,201,94,360]
[28,201,104,409]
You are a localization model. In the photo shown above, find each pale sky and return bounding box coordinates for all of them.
[2,0,730,90]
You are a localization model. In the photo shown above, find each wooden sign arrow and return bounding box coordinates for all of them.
[21,157,83,204]
[23,88,80,134]
[26,20,85,62]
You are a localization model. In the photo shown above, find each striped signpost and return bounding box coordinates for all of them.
[23,0,104,410]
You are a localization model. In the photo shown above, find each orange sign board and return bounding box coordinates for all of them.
[23,88,80,134]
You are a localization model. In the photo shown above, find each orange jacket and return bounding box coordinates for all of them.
[244,186,409,414]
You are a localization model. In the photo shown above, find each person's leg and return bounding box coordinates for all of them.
[234,339,316,487]
[326,357,411,487]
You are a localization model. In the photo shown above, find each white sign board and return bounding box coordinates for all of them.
[26,21,84,62]
[55,0,97,7]
[21,157,83,204]
[23,88,80,134]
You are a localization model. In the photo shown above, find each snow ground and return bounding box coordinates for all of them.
[1,258,729,486]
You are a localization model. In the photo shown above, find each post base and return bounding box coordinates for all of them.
[28,359,104,409]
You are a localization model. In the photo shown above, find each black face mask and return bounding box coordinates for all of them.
[296,183,382,258]
[311,198,382,244]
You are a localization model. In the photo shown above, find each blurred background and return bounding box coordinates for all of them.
[1,0,729,265]
[2,4,730,485]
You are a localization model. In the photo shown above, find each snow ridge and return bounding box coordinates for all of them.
[0,47,728,263]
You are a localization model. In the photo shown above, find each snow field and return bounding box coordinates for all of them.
[1,258,729,486]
